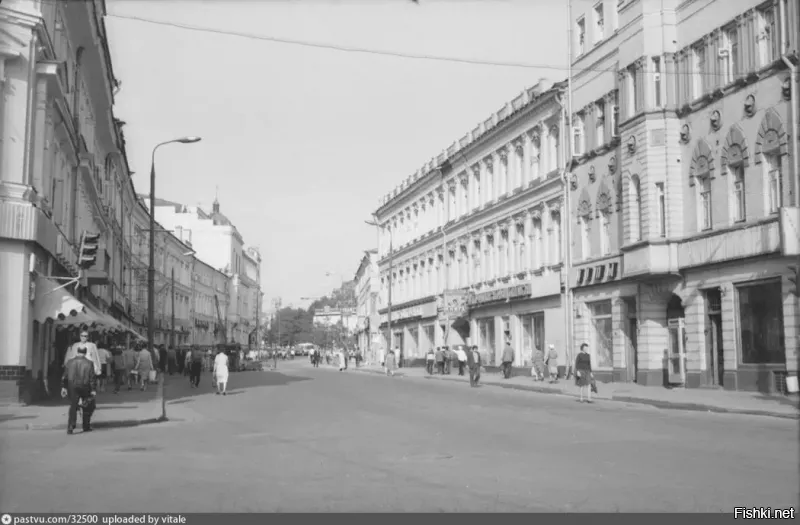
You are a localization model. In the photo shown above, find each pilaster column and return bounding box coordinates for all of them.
[497,147,508,197]
[521,134,530,187]
[506,220,516,275]
[484,155,494,203]
[471,165,481,212]
[482,229,491,281]
[30,73,49,198]
[494,223,502,278]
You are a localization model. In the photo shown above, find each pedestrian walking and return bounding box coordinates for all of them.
[97,344,110,393]
[575,343,594,403]
[501,340,515,379]
[122,344,137,390]
[338,348,347,371]
[189,346,203,388]
[434,347,445,375]
[467,345,482,387]
[443,346,452,375]
[61,346,97,434]
[64,329,101,377]
[532,346,545,381]
[134,345,154,391]
[213,349,230,395]
[425,348,434,374]
[184,348,192,377]
[112,347,125,394]
[167,346,177,376]
[384,349,397,377]
[546,344,559,384]
[456,346,467,376]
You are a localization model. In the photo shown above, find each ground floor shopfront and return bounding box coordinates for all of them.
[468,273,566,371]
[572,256,798,394]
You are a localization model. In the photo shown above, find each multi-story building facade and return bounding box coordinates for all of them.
[568,0,798,392]
[0,0,146,403]
[373,79,570,369]
[145,197,263,347]
[158,232,193,346]
[354,250,380,364]
[191,257,230,347]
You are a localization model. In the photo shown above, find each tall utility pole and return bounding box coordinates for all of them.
[170,266,175,348]
[563,0,576,377]
[254,291,261,351]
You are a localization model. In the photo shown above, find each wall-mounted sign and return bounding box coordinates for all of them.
[466,282,532,307]
[379,300,437,325]
[438,290,468,318]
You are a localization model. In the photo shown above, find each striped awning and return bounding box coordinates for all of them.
[33,276,95,324]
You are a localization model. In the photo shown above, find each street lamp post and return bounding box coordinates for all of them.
[365,219,392,365]
[147,137,201,365]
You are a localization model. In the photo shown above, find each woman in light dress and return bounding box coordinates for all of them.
[134,345,154,392]
[213,349,230,396]
[384,349,397,377]
[338,348,346,371]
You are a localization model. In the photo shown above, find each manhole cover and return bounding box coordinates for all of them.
[116,445,162,453]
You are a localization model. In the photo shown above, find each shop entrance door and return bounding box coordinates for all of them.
[667,294,686,386]
[705,289,724,387]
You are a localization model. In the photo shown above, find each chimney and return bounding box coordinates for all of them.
[212,197,220,214]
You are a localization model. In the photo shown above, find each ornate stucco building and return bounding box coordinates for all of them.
[146,197,263,347]
[373,79,570,369]
[354,250,380,363]
[568,0,798,392]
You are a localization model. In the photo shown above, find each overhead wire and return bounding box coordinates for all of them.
[100,11,742,80]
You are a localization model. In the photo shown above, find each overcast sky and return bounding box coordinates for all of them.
[105,0,577,311]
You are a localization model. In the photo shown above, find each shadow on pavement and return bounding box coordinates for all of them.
[42,416,169,433]
[165,370,311,404]
[0,414,37,424]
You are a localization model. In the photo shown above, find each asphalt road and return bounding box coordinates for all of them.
[1,361,797,512]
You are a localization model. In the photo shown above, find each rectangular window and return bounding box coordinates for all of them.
[756,4,778,68]
[573,113,585,156]
[766,154,782,213]
[577,18,586,56]
[601,213,611,256]
[593,3,604,43]
[738,280,784,364]
[533,220,543,269]
[590,301,613,369]
[699,177,712,230]
[652,57,662,107]
[627,64,642,115]
[691,43,706,99]
[581,217,591,260]
[721,26,739,84]
[610,98,619,136]
[656,182,667,237]
[732,165,746,222]
[595,101,605,147]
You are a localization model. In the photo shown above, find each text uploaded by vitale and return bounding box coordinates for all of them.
[734,508,796,519]
[0,515,186,525]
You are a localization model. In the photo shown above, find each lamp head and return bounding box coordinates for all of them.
[178,136,202,144]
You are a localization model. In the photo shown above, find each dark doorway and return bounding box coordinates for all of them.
[705,288,724,387]
[624,298,638,383]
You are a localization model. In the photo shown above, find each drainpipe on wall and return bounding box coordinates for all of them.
[778,0,799,390]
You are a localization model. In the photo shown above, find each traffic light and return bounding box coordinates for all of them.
[790,266,799,298]
[78,231,100,269]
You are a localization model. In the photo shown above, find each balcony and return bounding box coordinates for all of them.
[677,217,782,270]
[622,241,679,279]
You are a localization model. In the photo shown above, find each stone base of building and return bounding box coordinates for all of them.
[0,366,35,405]
[637,369,665,387]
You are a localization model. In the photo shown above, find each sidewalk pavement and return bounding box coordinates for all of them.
[333,362,800,420]
[0,376,168,431]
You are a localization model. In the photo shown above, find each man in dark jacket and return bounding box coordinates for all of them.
[501,340,515,379]
[434,347,445,375]
[61,347,98,434]
[467,345,482,387]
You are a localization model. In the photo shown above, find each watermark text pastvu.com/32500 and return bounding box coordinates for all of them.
[1,515,187,525]
[734,508,796,519]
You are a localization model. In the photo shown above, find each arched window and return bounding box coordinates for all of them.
[689,139,714,232]
[697,176,712,230]
[754,109,788,215]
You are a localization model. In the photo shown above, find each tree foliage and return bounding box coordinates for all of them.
[264,281,358,347]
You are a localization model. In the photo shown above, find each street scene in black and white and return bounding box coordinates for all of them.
[0,0,799,515]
